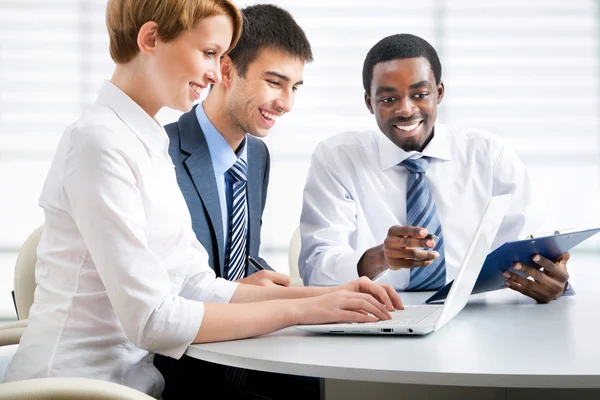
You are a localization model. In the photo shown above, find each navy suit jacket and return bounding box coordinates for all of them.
[166,105,272,278]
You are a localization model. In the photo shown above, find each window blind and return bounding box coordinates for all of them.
[0,0,597,255]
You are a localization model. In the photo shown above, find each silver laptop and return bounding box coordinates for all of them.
[297,194,512,336]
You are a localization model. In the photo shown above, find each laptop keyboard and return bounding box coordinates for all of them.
[378,305,442,325]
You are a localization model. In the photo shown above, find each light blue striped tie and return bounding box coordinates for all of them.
[225,158,248,281]
[402,157,446,291]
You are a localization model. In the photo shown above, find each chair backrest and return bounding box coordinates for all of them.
[14,225,43,320]
[288,226,304,286]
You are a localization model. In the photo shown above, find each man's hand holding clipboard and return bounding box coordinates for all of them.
[425,227,600,304]
[502,251,571,303]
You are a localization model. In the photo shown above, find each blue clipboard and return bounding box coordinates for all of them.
[425,227,600,303]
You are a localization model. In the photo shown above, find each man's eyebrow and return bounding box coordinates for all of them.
[409,80,432,90]
[265,71,303,86]
[375,86,397,96]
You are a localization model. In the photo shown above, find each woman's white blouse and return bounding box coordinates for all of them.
[3,81,239,398]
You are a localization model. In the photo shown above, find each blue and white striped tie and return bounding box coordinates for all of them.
[401,157,446,291]
[225,158,248,281]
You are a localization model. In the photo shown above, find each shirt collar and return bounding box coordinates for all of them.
[195,102,247,176]
[95,80,169,157]
[378,124,453,171]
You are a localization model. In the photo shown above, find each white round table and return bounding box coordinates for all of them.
[186,289,600,397]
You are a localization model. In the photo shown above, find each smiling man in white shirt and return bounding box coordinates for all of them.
[299,33,572,303]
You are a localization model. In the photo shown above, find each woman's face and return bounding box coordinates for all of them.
[153,14,234,113]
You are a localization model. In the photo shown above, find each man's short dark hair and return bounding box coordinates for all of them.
[362,33,442,94]
[228,4,313,77]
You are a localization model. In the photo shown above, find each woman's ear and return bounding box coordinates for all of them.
[137,21,159,56]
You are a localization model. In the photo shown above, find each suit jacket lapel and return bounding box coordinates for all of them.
[246,139,261,277]
[178,107,226,276]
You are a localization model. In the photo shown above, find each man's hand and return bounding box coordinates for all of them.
[340,276,404,312]
[358,226,440,279]
[236,270,291,287]
[503,252,570,303]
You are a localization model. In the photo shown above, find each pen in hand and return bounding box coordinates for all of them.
[247,255,266,271]
[247,256,292,287]
[425,233,439,243]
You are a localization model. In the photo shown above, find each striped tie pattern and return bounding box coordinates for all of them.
[225,158,248,281]
[401,157,446,291]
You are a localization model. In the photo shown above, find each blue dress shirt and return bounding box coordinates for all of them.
[195,102,248,248]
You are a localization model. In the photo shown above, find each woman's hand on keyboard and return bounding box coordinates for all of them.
[295,289,393,325]
[340,276,404,312]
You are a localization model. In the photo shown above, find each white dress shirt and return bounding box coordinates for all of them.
[3,81,238,398]
[299,125,544,290]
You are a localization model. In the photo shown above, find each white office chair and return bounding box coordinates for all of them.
[0,226,155,399]
[13,224,42,321]
[0,226,40,382]
[0,224,42,343]
[288,226,304,286]
[0,377,155,399]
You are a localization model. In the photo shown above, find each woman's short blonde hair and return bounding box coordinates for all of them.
[106,0,242,64]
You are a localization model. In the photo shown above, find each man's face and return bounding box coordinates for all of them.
[225,48,305,137]
[365,57,444,152]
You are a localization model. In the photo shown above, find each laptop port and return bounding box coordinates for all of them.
[381,328,393,333]
[408,329,414,333]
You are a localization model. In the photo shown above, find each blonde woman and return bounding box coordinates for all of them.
[3,0,403,398]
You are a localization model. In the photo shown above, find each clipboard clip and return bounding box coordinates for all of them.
[526,230,561,240]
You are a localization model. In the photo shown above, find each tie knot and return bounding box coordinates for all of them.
[401,157,429,174]
[228,158,247,182]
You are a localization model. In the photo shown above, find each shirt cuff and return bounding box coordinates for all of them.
[157,279,239,359]
[329,250,364,285]
[209,278,240,303]
[150,298,205,360]
[305,249,369,287]
[372,269,390,282]
[181,276,239,304]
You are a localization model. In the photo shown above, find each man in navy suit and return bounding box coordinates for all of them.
[155,4,318,399]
